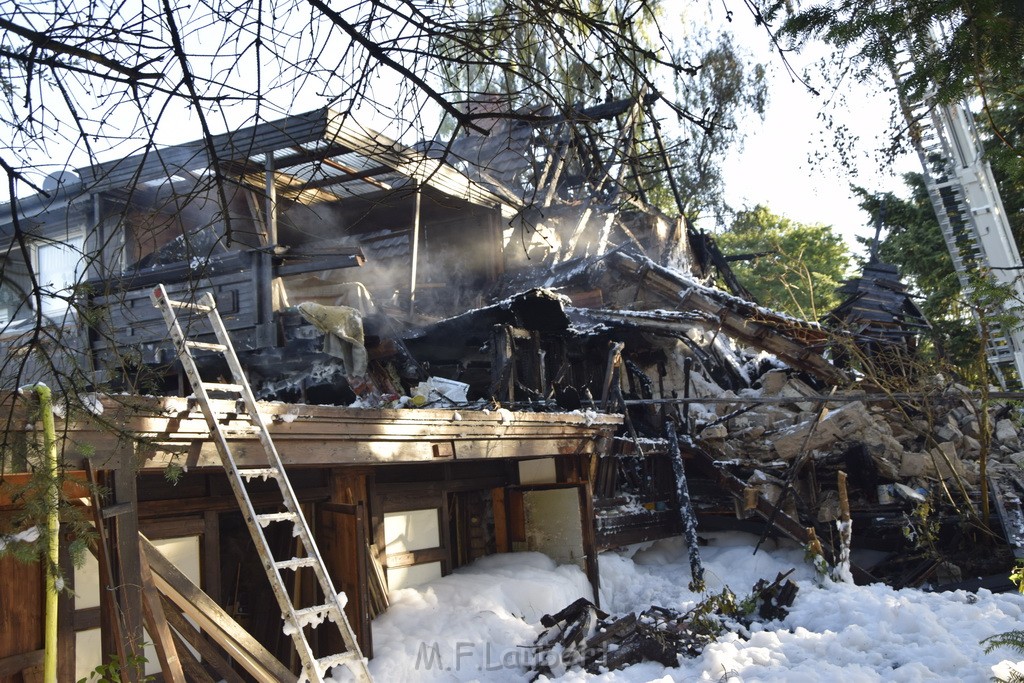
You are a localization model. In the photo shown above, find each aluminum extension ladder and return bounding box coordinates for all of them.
[150,284,371,683]
[889,38,1024,389]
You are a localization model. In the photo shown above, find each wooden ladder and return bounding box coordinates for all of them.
[150,283,371,683]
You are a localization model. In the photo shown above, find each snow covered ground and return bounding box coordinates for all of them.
[357,533,1024,682]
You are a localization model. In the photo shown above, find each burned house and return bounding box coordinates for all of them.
[1,103,1022,681]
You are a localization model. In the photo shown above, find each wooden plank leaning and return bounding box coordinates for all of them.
[139,534,297,683]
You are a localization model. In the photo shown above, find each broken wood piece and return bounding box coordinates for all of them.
[837,471,851,523]
[806,527,823,558]
[743,486,759,512]
[140,535,297,682]
[540,597,607,627]
[160,595,246,683]
[138,541,185,683]
[600,342,625,410]
[748,570,799,621]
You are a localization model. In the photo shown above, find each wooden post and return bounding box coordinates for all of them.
[491,488,510,553]
[600,342,625,410]
[57,524,76,682]
[86,463,129,682]
[837,471,851,522]
[665,421,705,592]
[264,151,277,245]
[112,450,144,682]
[681,357,692,434]
[835,470,854,583]
[202,511,221,605]
[490,325,515,403]
[577,481,601,607]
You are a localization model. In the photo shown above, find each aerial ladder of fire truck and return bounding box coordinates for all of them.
[888,33,1024,390]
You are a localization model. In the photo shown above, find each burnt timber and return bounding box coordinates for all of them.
[34,394,620,470]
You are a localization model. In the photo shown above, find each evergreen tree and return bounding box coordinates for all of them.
[714,205,851,319]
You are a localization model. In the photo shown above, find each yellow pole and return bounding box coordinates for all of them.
[35,384,59,683]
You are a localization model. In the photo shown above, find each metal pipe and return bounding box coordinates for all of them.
[264,152,277,245]
[35,384,59,683]
[409,183,422,315]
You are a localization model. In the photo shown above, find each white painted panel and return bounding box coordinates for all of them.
[384,509,440,554]
[387,561,442,591]
[518,457,557,484]
[76,628,103,682]
[75,551,100,610]
[523,488,585,570]
[152,536,201,584]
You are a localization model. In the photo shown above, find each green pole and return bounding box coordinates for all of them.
[34,384,59,683]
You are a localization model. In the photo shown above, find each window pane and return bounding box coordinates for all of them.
[37,236,83,318]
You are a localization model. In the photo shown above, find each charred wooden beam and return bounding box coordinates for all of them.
[607,251,848,384]
[665,422,704,591]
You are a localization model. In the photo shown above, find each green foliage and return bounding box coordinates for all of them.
[686,586,741,636]
[77,651,152,683]
[0,468,96,574]
[1009,560,1024,593]
[982,562,1024,682]
[0,399,98,577]
[434,0,661,115]
[714,205,851,319]
[986,643,1024,682]
[773,0,1024,114]
[902,500,940,557]
[163,460,184,484]
[661,31,768,221]
[805,544,828,577]
[978,83,1024,247]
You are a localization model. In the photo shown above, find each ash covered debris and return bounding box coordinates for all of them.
[528,572,798,677]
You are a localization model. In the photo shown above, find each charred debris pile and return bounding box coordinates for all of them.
[233,243,1024,593]
[528,573,798,677]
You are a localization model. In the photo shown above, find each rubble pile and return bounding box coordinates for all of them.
[668,363,1024,586]
[693,370,1024,493]
[528,573,798,678]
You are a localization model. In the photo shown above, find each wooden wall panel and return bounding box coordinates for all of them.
[0,553,42,683]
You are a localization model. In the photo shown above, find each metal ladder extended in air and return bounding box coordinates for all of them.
[891,41,1024,389]
[150,283,371,683]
